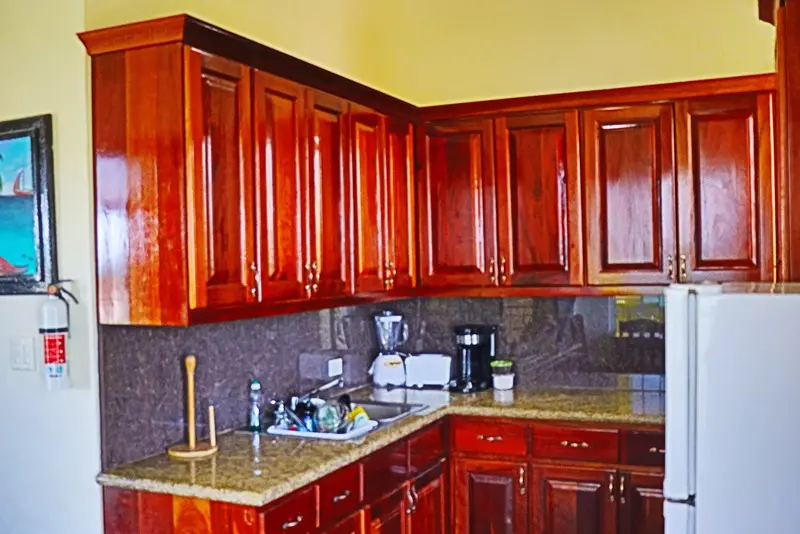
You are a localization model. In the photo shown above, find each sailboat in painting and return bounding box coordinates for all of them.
[12,169,32,196]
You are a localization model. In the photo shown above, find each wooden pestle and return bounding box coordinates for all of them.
[185,355,197,449]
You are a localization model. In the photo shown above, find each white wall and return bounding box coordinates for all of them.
[0,0,103,533]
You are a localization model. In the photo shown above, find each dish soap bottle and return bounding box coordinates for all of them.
[248,380,262,432]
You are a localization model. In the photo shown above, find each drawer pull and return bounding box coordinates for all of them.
[405,487,414,516]
[332,490,351,503]
[477,434,503,442]
[620,474,626,505]
[649,447,666,454]
[608,474,615,503]
[519,466,526,496]
[561,440,589,449]
[281,516,303,530]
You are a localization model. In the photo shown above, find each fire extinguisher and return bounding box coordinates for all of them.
[40,283,78,390]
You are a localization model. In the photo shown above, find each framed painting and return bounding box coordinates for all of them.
[0,114,57,294]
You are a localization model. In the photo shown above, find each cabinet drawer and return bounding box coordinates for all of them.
[319,463,362,527]
[623,431,666,467]
[532,425,619,463]
[261,485,316,533]
[452,418,528,457]
[410,421,445,475]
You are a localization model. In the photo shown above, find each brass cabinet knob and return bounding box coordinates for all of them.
[667,255,675,282]
[249,287,257,297]
[499,256,507,284]
[488,258,497,284]
[679,254,688,282]
[608,473,615,503]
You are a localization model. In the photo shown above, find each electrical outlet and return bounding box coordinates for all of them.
[10,337,36,371]
[327,357,343,378]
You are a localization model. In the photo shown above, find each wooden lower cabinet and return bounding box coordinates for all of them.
[409,462,446,534]
[453,458,528,534]
[619,472,665,534]
[324,510,368,534]
[369,488,407,534]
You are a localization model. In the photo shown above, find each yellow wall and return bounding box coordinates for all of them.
[85,0,775,105]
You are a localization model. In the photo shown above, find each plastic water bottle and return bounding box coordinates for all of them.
[248,380,262,432]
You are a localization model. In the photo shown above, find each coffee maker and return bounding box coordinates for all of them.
[370,311,409,386]
[450,325,496,393]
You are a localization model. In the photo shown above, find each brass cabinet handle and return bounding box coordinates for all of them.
[405,486,414,516]
[477,434,503,442]
[281,516,303,530]
[649,446,666,454]
[249,287,257,297]
[489,258,497,284]
[332,490,350,503]
[410,486,419,513]
[560,440,589,449]
[519,466,526,496]
[667,255,675,282]
[499,256,507,284]
[679,254,688,282]
[608,473,615,502]
[620,474,626,505]
[312,262,320,285]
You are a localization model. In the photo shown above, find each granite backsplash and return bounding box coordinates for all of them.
[100,296,664,467]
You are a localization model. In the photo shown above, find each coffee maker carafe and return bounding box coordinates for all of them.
[451,325,496,393]
[370,311,409,386]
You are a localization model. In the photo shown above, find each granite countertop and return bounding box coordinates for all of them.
[97,385,664,507]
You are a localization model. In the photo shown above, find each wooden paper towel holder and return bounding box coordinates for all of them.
[168,354,218,460]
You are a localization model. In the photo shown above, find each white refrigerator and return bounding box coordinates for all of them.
[664,283,800,534]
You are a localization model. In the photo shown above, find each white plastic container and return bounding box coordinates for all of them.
[492,372,515,390]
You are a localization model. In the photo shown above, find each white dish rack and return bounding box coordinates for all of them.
[265,420,379,441]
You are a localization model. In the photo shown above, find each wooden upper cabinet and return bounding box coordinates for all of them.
[531,465,617,534]
[185,50,257,309]
[495,110,583,286]
[675,93,775,283]
[618,472,665,534]
[453,458,528,534]
[307,90,352,298]
[418,118,497,288]
[253,71,306,301]
[583,104,677,286]
[351,104,388,293]
[385,119,416,291]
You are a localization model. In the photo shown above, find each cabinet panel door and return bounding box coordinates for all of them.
[531,465,616,534]
[676,93,775,283]
[185,50,256,309]
[583,105,676,285]
[495,110,583,286]
[369,487,408,534]
[418,119,497,288]
[409,463,446,534]
[325,510,367,534]
[307,90,351,297]
[619,472,664,534]
[453,458,527,534]
[386,119,416,291]
[253,71,305,301]
[351,104,388,293]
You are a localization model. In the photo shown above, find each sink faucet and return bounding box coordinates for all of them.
[292,376,345,408]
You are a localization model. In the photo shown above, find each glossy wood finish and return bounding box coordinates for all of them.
[451,418,528,457]
[369,488,407,534]
[185,50,256,309]
[351,104,388,293]
[91,45,189,325]
[306,90,351,298]
[583,104,676,285]
[319,463,363,528]
[453,458,528,534]
[385,119,417,291]
[621,431,666,468]
[324,511,367,534]
[417,118,497,287]
[408,463,446,534]
[495,110,583,286]
[409,421,446,477]
[363,440,410,501]
[253,71,306,301]
[261,485,317,533]
[759,0,778,25]
[531,426,619,464]
[531,465,616,534]
[618,472,665,534]
[675,93,776,283]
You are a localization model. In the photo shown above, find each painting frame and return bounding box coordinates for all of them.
[0,114,57,294]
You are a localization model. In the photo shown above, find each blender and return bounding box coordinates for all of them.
[370,310,409,386]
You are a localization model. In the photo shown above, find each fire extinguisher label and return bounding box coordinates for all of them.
[43,334,67,364]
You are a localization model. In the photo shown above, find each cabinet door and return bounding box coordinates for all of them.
[418,119,497,288]
[531,465,616,534]
[408,462,446,534]
[325,510,367,534]
[307,90,351,298]
[253,71,305,301]
[453,458,527,534]
[495,111,583,286]
[675,93,775,283]
[185,50,256,309]
[351,104,388,293]
[618,472,664,534]
[386,119,416,291]
[583,105,676,285]
[369,487,408,534]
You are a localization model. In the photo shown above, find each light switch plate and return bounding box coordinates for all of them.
[327,357,343,378]
[10,337,36,371]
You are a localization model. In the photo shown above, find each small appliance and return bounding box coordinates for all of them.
[370,310,408,387]
[450,324,496,393]
[404,353,452,388]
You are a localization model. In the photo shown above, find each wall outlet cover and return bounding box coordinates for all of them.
[327,357,343,377]
[10,337,36,371]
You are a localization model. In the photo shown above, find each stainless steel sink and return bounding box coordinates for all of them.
[356,401,427,424]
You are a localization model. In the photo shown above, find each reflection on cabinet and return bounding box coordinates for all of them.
[583,104,677,286]
[531,465,617,534]
[495,110,584,286]
[385,119,416,291]
[453,458,528,534]
[675,93,776,283]
[619,472,665,534]
[418,119,497,288]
